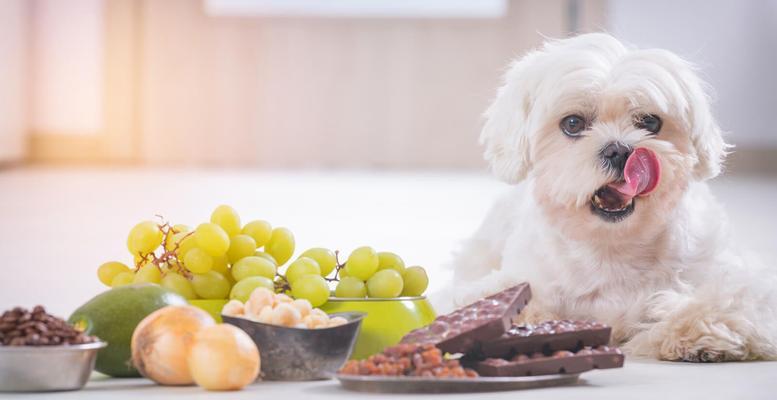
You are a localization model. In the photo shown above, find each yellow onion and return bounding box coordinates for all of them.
[131,305,215,385]
[188,324,260,391]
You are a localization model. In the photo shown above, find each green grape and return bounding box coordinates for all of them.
[194,223,230,256]
[191,271,231,299]
[242,220,272,248]
[210,204,242,237]
[345,246,379,281]
[165,232,184,252]
[285,257,320,285]
[224,267,236,286]
[111,271,135,287]
[226,234,257,264]
[367,269,404,298]
[97,261,131,286]
[299,248,337,277]
[230,276,274,303]
[401,266,429,296]
[164,225,190,250]
[265,227,295,265]
[172,224,190,233]
[166,231,193,253]
[134,254,154,268]
[335,276,367,298]
[232,256,276,281]
[184,247,214,274]
[176,234,197,258]
[253,251,277,265]
[161,272,197,300]
[338,266,349,278]
[211,254,230,276]
[377,251,406,274]
[291,275,329,307]
[127,221,163,255]
[133,264,162,284]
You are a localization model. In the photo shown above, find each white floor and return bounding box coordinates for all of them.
[1,167,776,398]
[6,358,775,400]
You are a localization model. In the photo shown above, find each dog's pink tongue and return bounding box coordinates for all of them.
[608,147,661,198]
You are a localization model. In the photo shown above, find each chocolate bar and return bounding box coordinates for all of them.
[475,346,624,377]
[480,320,611,358]
[400,283,531,354]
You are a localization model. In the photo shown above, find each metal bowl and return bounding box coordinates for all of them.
[223,312,364,381]
[0,341,107,392]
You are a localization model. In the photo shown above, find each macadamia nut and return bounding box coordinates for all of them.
[245,288,274,317]
[291,299,313,317]
[222,300,245,317]
[272,303,302,327]
[229,286,350,329]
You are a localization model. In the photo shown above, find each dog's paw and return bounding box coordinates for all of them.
[678,348,728,363]
[512,303,560,325]
[657,319,749,362]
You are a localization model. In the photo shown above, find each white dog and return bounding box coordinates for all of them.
[439,33,777,362]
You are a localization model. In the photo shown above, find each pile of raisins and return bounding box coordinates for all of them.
[339,343,478,378]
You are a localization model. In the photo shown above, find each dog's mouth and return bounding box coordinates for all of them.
[590,148,661,223]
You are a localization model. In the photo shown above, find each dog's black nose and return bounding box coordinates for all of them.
[600,141,632,172]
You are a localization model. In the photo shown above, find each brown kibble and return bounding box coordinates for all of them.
[34,322,48,333]
[0,306,97,347]
[10,337,25,346]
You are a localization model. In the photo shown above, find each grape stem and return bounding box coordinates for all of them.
[324,250,345,283]
[274,273,291,293]
[133,218,193,279]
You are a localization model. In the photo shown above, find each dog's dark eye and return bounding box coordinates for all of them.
[634,114,662,134]
[560,115,586,137]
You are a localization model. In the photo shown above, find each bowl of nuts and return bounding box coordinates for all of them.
[0,306,106,392]
[221,288,365,380]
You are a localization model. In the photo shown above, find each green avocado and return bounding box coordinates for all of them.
[68,284,187,377]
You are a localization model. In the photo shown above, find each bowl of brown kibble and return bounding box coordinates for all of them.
[0,306,106,392]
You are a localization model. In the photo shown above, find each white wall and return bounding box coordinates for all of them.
[0,0,27,162]
[608,0,777,147]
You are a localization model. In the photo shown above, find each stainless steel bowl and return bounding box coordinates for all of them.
[223,312,364,381]
[0,341,106,392]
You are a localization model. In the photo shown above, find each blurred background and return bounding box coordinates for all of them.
[1,0,775,169]
[0,0,775,315]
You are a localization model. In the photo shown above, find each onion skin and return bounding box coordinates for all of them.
[188,324,260,391]
[131,305,215,385]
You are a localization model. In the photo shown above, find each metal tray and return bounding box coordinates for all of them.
[335,373,580,393]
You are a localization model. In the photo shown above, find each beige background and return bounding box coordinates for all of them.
[6,0,776,172]
[136,0,604,168]
[0,0,27,163]
[19,0,604,168]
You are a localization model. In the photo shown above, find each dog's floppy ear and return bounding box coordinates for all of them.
[480,52,541,184]
[682,67,731,180]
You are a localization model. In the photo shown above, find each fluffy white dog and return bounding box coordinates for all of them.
[439,33,777,362]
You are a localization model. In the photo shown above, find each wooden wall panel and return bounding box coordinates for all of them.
[137,0,604,168]
[0,0,27,163]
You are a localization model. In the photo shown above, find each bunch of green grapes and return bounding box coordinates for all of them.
[281,246,429,307]
[97,205,294,303]
[97,205,429,308]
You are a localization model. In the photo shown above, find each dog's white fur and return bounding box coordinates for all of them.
[437,33,777,362]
